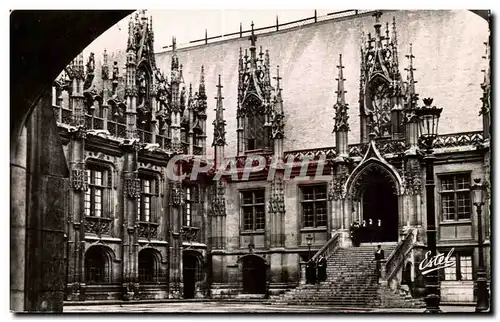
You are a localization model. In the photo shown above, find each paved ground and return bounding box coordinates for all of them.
[63,301,477,313]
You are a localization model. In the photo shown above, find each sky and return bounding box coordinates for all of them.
[82,9,336,57]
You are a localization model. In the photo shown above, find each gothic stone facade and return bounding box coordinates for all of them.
[53,10,490,303]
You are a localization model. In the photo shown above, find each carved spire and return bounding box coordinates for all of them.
[212,74,226,146]
[102,49,109,80]
[274,65,283,108]
[271,65,285,140]
[404,43,418,109]
[480,40,491,117]
[391,17,398,69]
[249,21,258,70]
[171,37,179,71]
[127,15,135,51]
[199,65,206,100]
[334,54,349,132]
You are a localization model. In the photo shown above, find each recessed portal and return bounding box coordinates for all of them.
[183,252,201,299]
[241,255,267,294]
[361,176,398,242]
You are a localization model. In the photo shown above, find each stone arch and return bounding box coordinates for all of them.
[237,254,268,295]
[345,157,403,242]
[183,250,205,299]
[138,247,162,283]
[84,244,116,284]
[346,158,403,200]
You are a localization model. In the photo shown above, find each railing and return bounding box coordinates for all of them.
[156,134,171,150]
[309,232,341,263]
[283,147,337,162]
[384,228,415,283]
[61,107,73,124]
[161,10,374,51]
[107,120,127,138]
[234,153,273,168]
[137,129,153,143]
[283,131,484,162]
[433,131,484,148]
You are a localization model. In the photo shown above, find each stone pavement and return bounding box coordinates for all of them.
[63,301,477,313]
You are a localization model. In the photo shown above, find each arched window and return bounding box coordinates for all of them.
[139,249,159,283]
[85,246,111,284]
[243,95,267,151]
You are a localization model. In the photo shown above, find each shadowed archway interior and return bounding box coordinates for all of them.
[353,164,399,242]
[241,255,267,294]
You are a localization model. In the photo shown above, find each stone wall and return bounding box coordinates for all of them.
[155,10,488,157]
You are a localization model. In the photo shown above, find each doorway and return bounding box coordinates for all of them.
[183,252,200,299]
[360,171,399,242]
[241,255,267,294]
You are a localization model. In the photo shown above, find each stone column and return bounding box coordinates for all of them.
[66,128,87,301]
[169,180,183,298]
[121,142,140,300]
[21,92,69,312]
[10,125,27,312]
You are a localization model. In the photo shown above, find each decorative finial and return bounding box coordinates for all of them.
[334,54,349,133]
[373,11,382,24]
[213,74,226,147]
[199,65,206,99]
[335,54,346,104]
[423,97,434,107]
[274,65,282,91]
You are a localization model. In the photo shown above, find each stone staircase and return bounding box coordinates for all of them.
[270,244,425,308]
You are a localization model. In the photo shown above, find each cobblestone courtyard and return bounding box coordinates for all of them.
[63,301,476,313]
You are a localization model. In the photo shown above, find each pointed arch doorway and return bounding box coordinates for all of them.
[351,163,400,243]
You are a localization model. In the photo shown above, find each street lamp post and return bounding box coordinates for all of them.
[306,234,313,260]
[415,98,443,314]
[471,178,489,312]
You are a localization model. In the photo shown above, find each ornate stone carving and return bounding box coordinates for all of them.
[268,179,285,213]
[212,75,227,146]
[124,177,141,199]
[181,226,200,242]
[70,164,88,191]
[402,158,422,196]
[271,109,285,140]
[333,54,350,133]
[360,13,402,139]
[211,182,226,217]
[170,182,184,207]
[328,173,348,200]
[84,216,113,237]
[137,222,159,240]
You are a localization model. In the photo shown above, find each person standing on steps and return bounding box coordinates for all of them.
[317,255,327,282]
[361,220,366,243]
[376,219,382,242]
[368,218,374,242]
[374,244,385,283]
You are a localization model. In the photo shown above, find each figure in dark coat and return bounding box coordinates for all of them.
[306,261,316,284]
[317,256,327,282]
[350,221,361,247]
[374,245,385,282]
